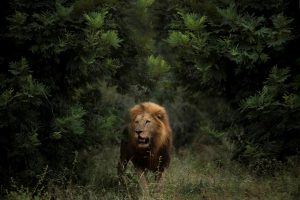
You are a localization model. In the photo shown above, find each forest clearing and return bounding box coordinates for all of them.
[6,147,300,199]
[1,0,300,199]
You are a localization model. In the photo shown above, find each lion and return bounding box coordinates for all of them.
[117,102,172,192]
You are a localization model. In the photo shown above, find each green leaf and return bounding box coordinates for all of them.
[217,4,238,23]
[147,55,170,78]
[8,58,30,76]
[84,11,107,29]
[167,32,189,47]
[241,86,276,111]
[266,66,290,85]
[101,30,122,48]
[136,0,155,9]
[51,131,62,140]
[0,89,14,107]
[54,106,86,135]
[56,2,73,18]
[179,12,206,31]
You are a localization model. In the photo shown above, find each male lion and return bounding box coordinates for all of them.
[117,102,172,191]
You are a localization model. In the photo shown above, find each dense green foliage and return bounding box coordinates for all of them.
[0,0,129,186]
[0,0,174,187]
[165,0,300,164]
[0,0,299,195]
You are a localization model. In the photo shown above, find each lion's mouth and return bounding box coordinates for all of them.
[138,137,150,146]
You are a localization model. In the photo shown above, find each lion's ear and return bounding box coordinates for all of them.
[154,109,171,129]
[155,111,165,121]
[156,112,163,120]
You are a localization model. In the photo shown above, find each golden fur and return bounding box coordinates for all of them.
[118,102,172,186]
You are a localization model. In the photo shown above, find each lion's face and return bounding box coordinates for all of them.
[131,112,158,148]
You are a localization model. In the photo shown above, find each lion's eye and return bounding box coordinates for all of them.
[145,120,150,124]
[135,121,138,124]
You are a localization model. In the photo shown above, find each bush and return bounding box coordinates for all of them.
[0,0,127,187]
[165,0,300,163]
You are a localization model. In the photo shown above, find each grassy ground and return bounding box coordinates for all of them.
[6,146,300,200]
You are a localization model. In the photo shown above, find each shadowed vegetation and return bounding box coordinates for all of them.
[0,0,300,199]
[5,146,300,199]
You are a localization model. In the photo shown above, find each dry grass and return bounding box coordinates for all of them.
[5,146,300,200]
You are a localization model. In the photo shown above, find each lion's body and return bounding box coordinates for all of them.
[118,102,172,179]
[120,136,171,171]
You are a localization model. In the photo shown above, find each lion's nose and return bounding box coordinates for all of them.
[135,130,143,135]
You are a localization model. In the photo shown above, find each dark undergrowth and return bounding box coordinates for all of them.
[4,145,300,200]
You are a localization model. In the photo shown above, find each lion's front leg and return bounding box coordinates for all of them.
[155,171,164,194]
[136,168,149,195]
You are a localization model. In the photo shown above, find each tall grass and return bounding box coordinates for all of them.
[5,146,300,200]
